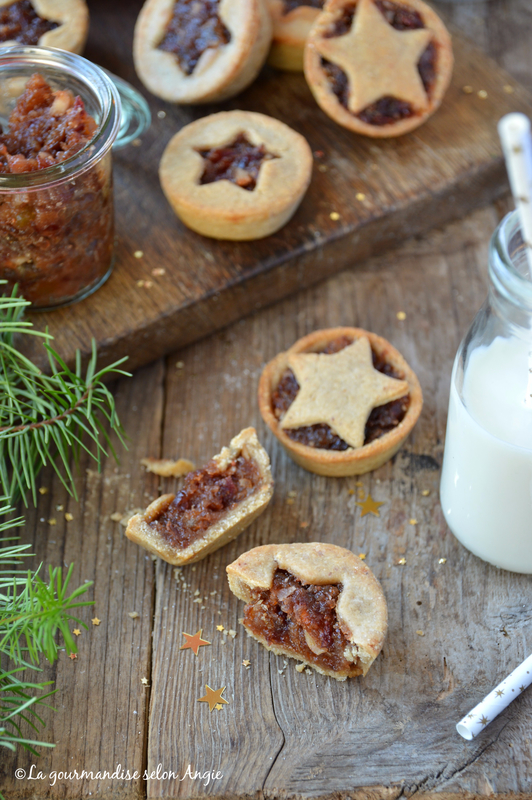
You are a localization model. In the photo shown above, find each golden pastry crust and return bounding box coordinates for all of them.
[304,0,453,137]
[159,110,313,241]
[0,0,89,54]
[227,542,388,679]
[258,327,423,476]
[267,0,321,72]
[133,0,272,104]
[126,428,274,565]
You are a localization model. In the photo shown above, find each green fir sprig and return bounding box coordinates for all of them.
[0,284,130,504]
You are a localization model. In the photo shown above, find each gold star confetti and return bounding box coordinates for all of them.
[65,512,73,522]
[216,625,225,632]
[300,521,309,528]
[503,84,515,94]
[134,250,144,258]
[73,629,81,636]
[356,493,384,517]
[215,704,224,711]
[141,677,149,685]
[409,518,418,525]
[438,558,447,564]
[495,689,505,697]
[198,685,229,712]
[176,361,185,369]
[315,0,431,115]
[462,85,473,94]
[318,164,328,172]
[467,713,474,719]
[358,553,366,560]
[242,660,251,667]
[180,629,211,656]
[38,486,48,495]
[69,652,77,660]
[477,89,488,99]
[356,192,366,201]
[397,558,407,565]
[479,715,489,726]
[421,489,430,496]
[48,518,57,526]
[396,311,407,321]
[152,267,165,276]
[330,211,340,221]
[91,617,101,626]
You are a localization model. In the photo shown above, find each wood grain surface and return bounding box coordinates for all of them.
[3,1,532,798]
[19,0,532,375]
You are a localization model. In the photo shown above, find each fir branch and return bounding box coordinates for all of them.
[0,285,130,505]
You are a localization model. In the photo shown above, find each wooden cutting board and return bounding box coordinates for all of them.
[20,0,532,372]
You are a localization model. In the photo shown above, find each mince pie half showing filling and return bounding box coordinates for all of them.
[133,0,273,103]
[227,542,388,680]
[159,110,313,240]
[304,0,453,136]
[0,0,89,53]
[266,0,325,72]
[126,428,273,565]
[258,327,423,476]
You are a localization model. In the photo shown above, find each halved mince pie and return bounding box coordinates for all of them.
[159,110,313,240]
[0,0,89,53]
[304,0,453,137]
[126,428,273,565]
[227,542,387,679]
[133,0,272,104]
[258,327,422,476]
[267,0,324,72]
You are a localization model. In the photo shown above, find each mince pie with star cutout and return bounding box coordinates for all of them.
[126,428,273,565]
[267,0,324,72]
[227,542,388,680]
[159,110,313,240]
[304,0,453,137]
[0,0,89,53]
[134,0,272,103]
[258,327,422,476]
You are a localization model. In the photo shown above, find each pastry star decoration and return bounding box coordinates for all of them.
[280,336,409,448]
[315,0,432,115]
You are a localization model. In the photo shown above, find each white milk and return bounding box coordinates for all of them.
[440,335,532,572]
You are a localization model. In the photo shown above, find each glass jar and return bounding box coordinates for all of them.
[0,46,145,310]
[440,210,532,573]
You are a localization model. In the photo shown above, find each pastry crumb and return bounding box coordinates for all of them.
[409,518,418,525]
[355,192,366,201]
[288,490,297,497]
[396,311,407,321]
[348,489,355,495]
[300,521,309,528]
[421,489,430,496]
[329,211,340,221]
[358,553,366,560]
[65,512,73,521]
[286,498,294,505]
[438,557,447,564]
[194,589,200,596]
[110,511,122,522]
[176,361,185,369]
[462,85,473,94]
[140,457,195,477]
[128,612,140,619]
[416,630,425,636]
[295,663,305,673]
[477,89,488,99]
[397,558,407,565]
[228,629,237,638]
[503,84,515,94]
[120,508,143,527]
[318,164,328,172]
[48,518,57,526]
[38,486,49,495]
[305,668,312,675]
[152,267,165,277]
[134,250,144,258]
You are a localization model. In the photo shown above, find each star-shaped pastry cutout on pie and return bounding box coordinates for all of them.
[180,629,211,656]
[198,685,229,712]
[315,0,433,115]
[280,336,409,448]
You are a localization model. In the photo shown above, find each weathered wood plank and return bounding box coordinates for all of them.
[18,0,532,376]
[1,361,165,799]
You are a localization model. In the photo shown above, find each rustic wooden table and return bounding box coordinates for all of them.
[3,2,532,798]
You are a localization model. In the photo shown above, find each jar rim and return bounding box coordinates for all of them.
[0,45,121,191]
[489,209,532,311]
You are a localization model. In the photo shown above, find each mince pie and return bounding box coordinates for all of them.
[133,0,272,104]
[258,327,422,476]
[126,428,273,565]
[267,0,324,72]
[227,542,387,679]
[0,0,89,53]
[159,110,313,240]
[304,0,453,137]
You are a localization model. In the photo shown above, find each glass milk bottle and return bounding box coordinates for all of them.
[440,210,532,573]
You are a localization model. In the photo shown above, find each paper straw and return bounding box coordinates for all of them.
[498,113,532,278]
[456,653,532,740]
